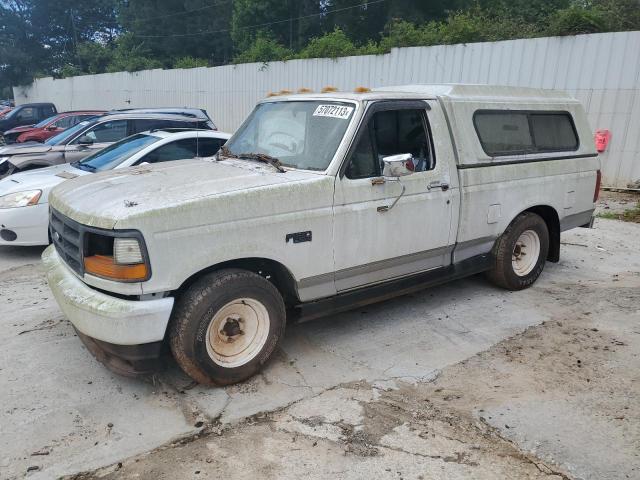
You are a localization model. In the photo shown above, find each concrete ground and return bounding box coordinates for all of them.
[1,217,638,480]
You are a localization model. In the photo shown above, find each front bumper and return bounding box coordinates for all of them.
[0,203,50,246]
[43,245,174,346]
[74,329,166,376]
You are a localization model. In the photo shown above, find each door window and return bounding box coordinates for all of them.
[16,107,35,122]
[52,116,75,129]
[139,138,198,164]
[345,126,378,179]
[197,137,225,157]
[78,120,128,143]
[40,105,56,118]
[345,108,434,179]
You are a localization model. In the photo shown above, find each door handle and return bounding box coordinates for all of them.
[427,180,449,191]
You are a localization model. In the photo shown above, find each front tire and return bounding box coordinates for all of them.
[169,269,286,385]
[486,212,549,290]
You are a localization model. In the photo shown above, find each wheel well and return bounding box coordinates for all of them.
[524,205,560,262]
[175,258,299,306]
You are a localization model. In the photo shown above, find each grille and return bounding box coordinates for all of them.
[50,209,83,275]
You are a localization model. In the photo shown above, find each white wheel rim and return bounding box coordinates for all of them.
[512,229,540,277]
[205,298,270,368]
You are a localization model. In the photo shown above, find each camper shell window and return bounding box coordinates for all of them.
[473,110,579,157]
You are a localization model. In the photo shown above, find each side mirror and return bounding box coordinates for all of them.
[382,153,415,177]
[77,135,94,146]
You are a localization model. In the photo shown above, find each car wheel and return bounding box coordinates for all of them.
[486,212,549,290]
[169,269,286,385]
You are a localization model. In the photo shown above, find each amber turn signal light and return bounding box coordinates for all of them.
[84,255,148,281]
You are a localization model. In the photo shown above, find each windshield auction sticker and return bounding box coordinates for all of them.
[313,104,354,120]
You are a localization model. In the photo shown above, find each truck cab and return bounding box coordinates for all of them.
[0,103,57,136]
[43,85,599,385]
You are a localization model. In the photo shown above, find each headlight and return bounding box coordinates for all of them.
[114,238,144,265]
[0,190,42,209]
[83,233,149,282]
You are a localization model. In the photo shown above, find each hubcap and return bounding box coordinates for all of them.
[512,229,541,277]
[205,298,270,368]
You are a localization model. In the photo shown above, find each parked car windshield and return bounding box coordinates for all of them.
[222,101,356,171]
[2,108,20,119]
[44,119,96,145]
[73,133,159,172]
[34,115,58,128]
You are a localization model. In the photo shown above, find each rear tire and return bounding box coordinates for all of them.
[169,269,286,385]
[486,212,549,290]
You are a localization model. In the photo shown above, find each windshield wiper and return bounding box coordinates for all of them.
[217,146,286,173]
[237,152,286,173]
[217,145,239,160]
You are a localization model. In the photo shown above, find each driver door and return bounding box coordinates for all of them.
[333,101,454,291]
[64,119,129,163]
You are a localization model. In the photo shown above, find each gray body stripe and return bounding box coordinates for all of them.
[560,209,595,231]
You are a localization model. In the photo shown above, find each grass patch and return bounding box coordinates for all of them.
[597,201,640,223]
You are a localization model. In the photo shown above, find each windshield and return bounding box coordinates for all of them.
[45,119,95,146]
[222,101,356,171]
[74,133,159,172]
[34,115,58,128]
[3,108,20,119]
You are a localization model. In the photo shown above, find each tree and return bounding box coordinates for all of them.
[231,0,323,53]
[118,0,233,65]
[0,2,48,89]
[297,27,361,59]
[233,32,293,63]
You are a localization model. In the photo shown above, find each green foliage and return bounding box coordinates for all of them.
[546,5,608,35]
[3,0,640,90]
[377,10,538,52]
[119,0,232,66]
[378,20,436,51]
[297,28,361,59]
[233,33,293,64]
[439,9,538,44]
[174,57,209,69]
[77,42,117,75]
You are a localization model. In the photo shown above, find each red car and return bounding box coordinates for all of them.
[0,106,12,117]
[3,110,105,144]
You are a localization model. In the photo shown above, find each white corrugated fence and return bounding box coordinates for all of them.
[14,31,640,188]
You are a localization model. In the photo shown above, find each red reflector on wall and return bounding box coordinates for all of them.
[594,129,611,153]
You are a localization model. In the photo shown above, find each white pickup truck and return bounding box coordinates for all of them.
[43,85,600,385]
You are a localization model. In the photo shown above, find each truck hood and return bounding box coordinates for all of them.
[0,163,89,201]
[49,159,324,229]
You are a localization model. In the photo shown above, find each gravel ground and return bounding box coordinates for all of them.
[596,190,640,216]
[1,213,638,480]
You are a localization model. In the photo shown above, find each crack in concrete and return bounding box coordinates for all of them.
[477,417,573,479]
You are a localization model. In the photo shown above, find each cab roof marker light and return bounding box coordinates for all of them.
[266,92,279,97]
[321,86,339,93]
[279,89,293,95]
[354,86,371,93]
[298,88,313,93]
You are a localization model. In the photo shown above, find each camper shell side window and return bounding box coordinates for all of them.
[473,110,579,157]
